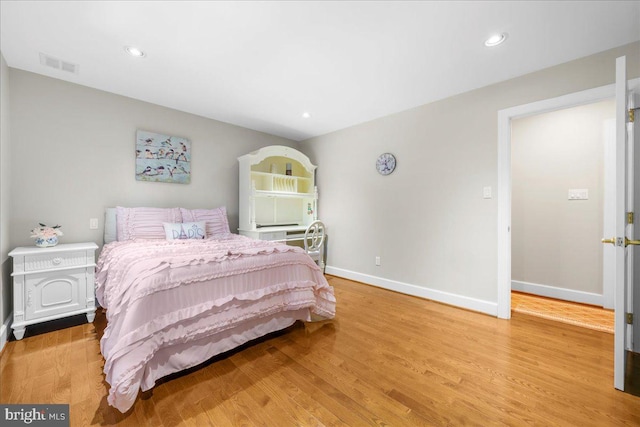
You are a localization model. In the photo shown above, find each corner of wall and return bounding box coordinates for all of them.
[0,51,13,347]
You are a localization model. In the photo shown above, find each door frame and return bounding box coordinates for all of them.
[497,79,640,320]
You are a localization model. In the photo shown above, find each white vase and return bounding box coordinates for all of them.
[35,235,59,248]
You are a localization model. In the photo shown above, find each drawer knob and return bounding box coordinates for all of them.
[52,257,63,265]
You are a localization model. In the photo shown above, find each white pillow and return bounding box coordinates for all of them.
[104,207,117,244]
[163,221,206,240]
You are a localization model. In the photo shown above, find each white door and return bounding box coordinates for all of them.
[610,55,638,391]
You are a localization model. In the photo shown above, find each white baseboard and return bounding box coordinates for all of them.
[511,280,603,306]
[325,266,498,317]
[0,311,11,353]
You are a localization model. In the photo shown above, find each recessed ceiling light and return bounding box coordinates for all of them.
[124,46,146,57]
[484,33,508,47]
[302,112,312,119]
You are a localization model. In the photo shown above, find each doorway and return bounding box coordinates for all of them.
[497,77,639,320]
[509,100,615,332]
[497,83,619,320]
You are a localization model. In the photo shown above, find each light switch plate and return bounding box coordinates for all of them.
[89,218,99,229]
[483,186,492,199]
[568,189,589,200]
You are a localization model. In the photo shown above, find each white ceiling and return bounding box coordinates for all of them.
[1,1,639,141]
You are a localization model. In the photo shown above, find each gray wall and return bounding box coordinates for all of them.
[8,70,296,250]
[1,52,11,346]
[3,42,639,325]
[300,42,640,308]
[511,100,614,295]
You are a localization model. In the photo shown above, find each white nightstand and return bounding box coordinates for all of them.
[9,242,98,340]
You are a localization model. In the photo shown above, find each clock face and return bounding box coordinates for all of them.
[376,153,396,175]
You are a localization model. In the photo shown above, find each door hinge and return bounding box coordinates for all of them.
[631,109,635,123]
[628,212,634,225]
[627,313,634,325]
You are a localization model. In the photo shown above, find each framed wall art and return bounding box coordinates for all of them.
[135,130,191,184]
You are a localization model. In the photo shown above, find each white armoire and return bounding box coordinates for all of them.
[238,145,318,241]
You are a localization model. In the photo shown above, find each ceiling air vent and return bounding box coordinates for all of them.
[39,53,78,74]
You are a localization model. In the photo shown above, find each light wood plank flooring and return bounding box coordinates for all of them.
[511,291,614,333]
[1,275,639,426]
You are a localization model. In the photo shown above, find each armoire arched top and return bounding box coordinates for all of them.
[238,145,317,173]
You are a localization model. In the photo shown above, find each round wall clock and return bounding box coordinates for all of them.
[376,153,396,175]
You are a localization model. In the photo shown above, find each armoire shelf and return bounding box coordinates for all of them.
[250,171,313,194]
[238,145,318,241]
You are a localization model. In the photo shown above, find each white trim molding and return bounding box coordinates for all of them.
[325,266,497,316]
[512,281,604,306]
[0,311,11,353]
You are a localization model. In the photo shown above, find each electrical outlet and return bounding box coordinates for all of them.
[375,256,381,266]
[89,218,99,229]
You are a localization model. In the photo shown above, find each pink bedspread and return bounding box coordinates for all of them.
[95,234,335,413]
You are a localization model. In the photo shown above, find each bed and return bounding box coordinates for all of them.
[95,206,336,413]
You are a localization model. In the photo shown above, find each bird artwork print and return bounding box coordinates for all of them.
[135,130,191,184]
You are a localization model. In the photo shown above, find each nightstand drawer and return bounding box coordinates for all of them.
[24,251,88,272]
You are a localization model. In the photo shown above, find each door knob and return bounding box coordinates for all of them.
[625,237,640,247]
[605,237,640,246]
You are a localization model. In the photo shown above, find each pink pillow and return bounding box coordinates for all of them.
[180,207,230,237]
[116,207,182,241]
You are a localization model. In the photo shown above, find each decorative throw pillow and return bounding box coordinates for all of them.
[116,207,182,241]
[180,206,230,237]
[163,222,206,240]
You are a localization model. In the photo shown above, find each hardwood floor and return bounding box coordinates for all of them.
[511,291,614,333]
[1,275,639,426]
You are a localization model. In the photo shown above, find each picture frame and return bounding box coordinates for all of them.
[135,130,191,184]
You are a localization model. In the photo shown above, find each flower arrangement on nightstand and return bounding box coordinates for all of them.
[30,223,63,248]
